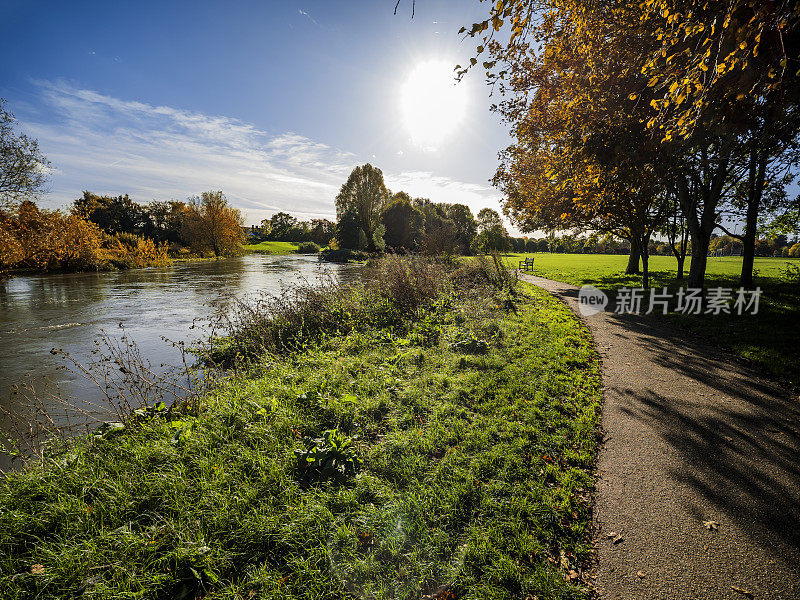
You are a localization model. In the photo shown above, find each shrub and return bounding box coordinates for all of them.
[206,256,506,367]
[363,254,446,315]
[105,233,170,269]
[295,241,321,254]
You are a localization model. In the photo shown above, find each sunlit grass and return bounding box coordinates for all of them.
[505,252,800,388]
[243,241,300,255]
[502,252,800,286]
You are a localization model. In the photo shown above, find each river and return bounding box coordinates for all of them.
[0,254,359,469]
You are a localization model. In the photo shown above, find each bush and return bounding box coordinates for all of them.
[319,248,370,263]
[206,256,506,367]
[295,241,321,254]
[105,233,170,269]
[363,254,446,315]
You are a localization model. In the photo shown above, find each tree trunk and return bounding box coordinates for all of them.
[740,201,758,288]
[676,255,685,280]
[687,226,709,289]
[625,237,641,274]
[641,245,650,289]
[740,150,767,288]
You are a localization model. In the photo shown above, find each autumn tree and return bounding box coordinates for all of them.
[459,0,799,289]
[180,191,245,257]
[483,0,669,285]
[335,164,389,251]
[0,99,49,208]
[0,200,103,271]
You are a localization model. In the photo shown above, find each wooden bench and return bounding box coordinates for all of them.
[518,257,535,271]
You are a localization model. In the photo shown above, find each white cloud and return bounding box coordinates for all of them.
[18,81,510,228]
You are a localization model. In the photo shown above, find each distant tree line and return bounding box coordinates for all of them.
[509,232,799,258]
[330,163,512,255]
[250,213,336,247]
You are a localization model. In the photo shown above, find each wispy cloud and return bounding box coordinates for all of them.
[297,8,318,26]
[16,81,508,226]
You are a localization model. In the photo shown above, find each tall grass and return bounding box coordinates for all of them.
[207,255,515,367]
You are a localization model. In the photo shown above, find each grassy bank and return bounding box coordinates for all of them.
[507,252,800,387]
[243,241,321,255]
[0,257,601,599]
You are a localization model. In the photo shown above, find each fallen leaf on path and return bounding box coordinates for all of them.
[568,570,579,580]
[605,532,618,539]
[730,585,753,598]
[612,534,624,544]
[637,571,646,579]
[703,520,720,530]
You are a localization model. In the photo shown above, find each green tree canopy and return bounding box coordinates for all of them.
[0,99,49,208]
[381,193,426,250]
[335,164,389,251]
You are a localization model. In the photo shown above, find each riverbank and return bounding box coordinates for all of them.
[0,256,601,599]
[243,241,323,255]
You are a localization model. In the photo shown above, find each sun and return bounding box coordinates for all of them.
[400,60,468,150]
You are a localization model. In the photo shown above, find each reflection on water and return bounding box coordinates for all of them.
[0,254,359,466]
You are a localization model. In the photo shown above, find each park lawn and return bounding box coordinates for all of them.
[0,274,601,599]
[503,252,800,287]
[506,252,800,388]
[243,241,300,255]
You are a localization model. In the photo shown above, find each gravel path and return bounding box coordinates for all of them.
[521,274,800,600]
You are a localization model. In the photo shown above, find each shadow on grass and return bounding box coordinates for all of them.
[540,273,800,389]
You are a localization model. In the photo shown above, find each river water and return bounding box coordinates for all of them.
[0,254,359,468]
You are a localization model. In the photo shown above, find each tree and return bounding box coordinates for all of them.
[335,164,389,251]
[267,212,298,241]
[308,219,336,246]
[458,0,800,290]
[0,200,103,271]
[73,192,149,235]
[0,100,50,208]
[144,200,186,243]
[180,191,244,256]
[474,208,511,253]
[486,0,669,285]
[664,194,690,279]
[446,204,478,254]
[381,193,426,250]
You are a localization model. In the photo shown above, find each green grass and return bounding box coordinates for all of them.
[0,280,601,599]
[243,241,300,255]
[503,252,800,286]
[506,252,800,388]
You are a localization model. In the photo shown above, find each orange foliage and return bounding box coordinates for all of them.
[0,201,103,271]
[0,201,170,273]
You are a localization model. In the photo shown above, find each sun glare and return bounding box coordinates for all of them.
[400,60,468,150]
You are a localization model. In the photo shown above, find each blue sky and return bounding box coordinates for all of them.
[0,0,514,228]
